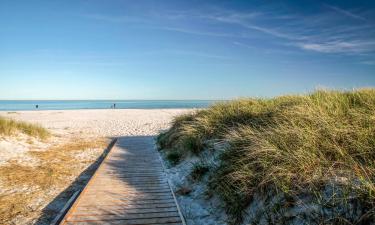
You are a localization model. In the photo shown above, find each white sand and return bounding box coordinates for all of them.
[0,109,193,165]
[0,109,192,138]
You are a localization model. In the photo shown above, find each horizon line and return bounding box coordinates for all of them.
[0,99,226,101]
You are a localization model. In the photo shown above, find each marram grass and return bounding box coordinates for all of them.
[157,89,375,223]
[0,117,50,139]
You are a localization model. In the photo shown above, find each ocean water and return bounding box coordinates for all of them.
[0,100,217,111]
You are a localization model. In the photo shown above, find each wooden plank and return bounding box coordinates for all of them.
[67,211,180,221]
[77,199,176,207]
[88,182,170,189]
[75,202,178,211]
[95,172,165,177]
[87,180,168,185]
[84,189,172,195]
[89,178,168,183]
[77,198,177,204]
[83,192,172,197]
[78,193,174,200]
[76,198,176,206]
[64,216,183,225]
[93,176,167,181]
[59,137,185,225]
[64,222,183,225]
[85,186,172,191]
[72,207,178,215]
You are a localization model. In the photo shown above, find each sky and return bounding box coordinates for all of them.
[0,0,374,100]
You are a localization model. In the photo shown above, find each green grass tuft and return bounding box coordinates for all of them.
[157,89,375,223]
[0,117,50,139]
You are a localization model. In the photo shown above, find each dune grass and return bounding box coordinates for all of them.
[157,89,375,223]
[0,117,50,139]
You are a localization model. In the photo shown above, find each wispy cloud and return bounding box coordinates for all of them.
[81,4,375,57]
[326,4,367,21]
[200,6,375,55]
[200,11,305,41]
[296,40,375,54]
[154,26,244,38]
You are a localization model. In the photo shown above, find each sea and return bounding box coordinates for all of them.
[0,100,217,111]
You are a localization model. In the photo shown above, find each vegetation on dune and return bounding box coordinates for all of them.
[157,89,375,224]
[0,117,50,139]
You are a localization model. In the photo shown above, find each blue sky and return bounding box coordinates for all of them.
[0,0,374,100]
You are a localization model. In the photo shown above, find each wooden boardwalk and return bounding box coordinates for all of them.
[59,136,185,225]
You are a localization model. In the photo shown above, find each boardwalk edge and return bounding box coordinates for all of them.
[155,143,187,225]
[52,138,118,225]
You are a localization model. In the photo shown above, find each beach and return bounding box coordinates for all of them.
[0,109,191,224]
[0,109,192,137]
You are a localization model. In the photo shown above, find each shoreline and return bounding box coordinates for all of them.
[0,108,202,112]
[0,100,216,112]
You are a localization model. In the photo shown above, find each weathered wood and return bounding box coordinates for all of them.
[66,220,183,225]
[75,202,178,211]
[51,191,80,225]
[77,199,176,207]
[73,207,178,215]
[83,192,172,197]
[67,211,180,221]
[59,137,185,225]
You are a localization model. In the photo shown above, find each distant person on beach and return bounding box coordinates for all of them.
[113,103,116,109]
[35,105,38,109]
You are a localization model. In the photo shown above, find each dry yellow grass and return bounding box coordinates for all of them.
[0,138,108,224]
[0,193,34,223]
